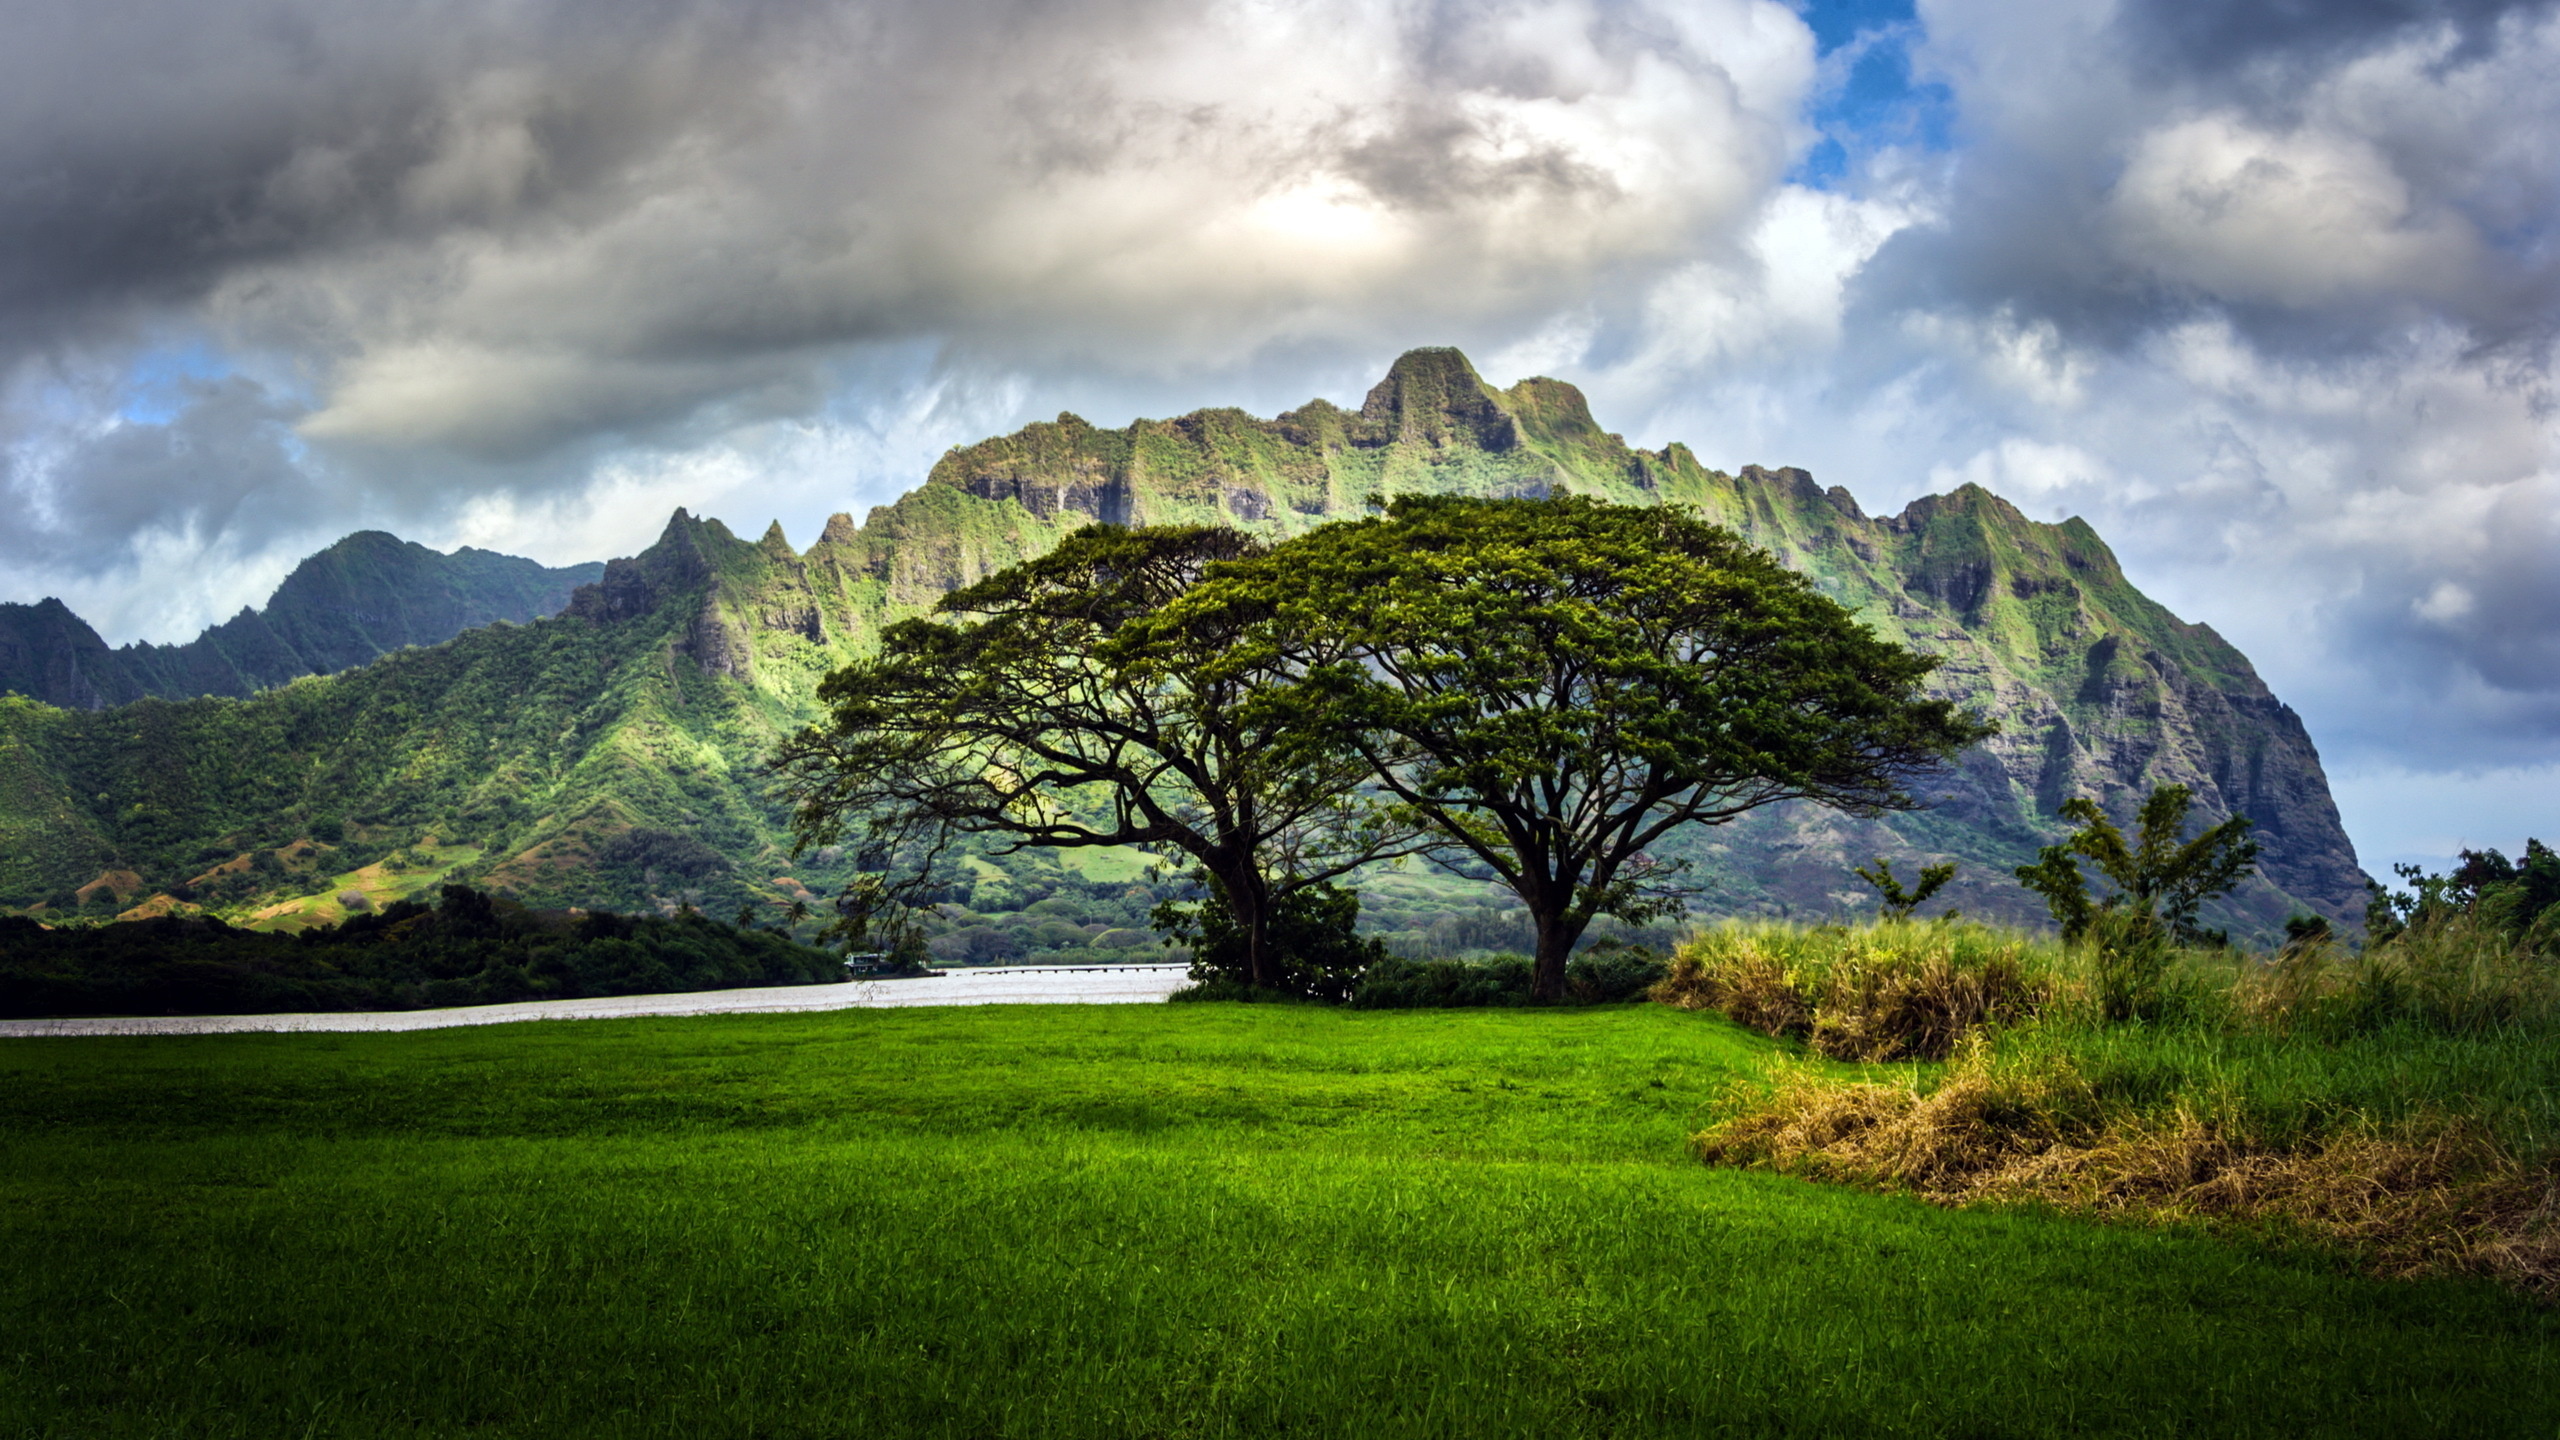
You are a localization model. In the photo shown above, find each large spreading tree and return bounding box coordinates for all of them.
[1142,494,1997,1000]
[771,524,1419,990]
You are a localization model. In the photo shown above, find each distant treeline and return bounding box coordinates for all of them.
[0,885,842,1019]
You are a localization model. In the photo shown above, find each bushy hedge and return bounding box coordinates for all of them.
[0,884,843,1018]
[1342,943,1669,1009]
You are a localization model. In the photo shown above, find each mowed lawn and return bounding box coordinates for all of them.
[1,1004,2553,1438]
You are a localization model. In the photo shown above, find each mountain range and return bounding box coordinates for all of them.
[0,349,2370,948]
[0,534,601,709]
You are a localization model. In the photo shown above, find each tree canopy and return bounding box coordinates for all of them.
[772,524,1419,988]
[1142,495,1997,999]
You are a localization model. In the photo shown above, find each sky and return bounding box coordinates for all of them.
[1,0,2554,876]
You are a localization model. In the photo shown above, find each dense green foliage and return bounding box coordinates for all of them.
[1157,878,1387,1001]
[3,1005,2552,1436]
[0,884,840,1017]
[1343,941,1672,1009]
[1158,494,1996,997]
[2369,837,2560,951]
[778,524,1417,983]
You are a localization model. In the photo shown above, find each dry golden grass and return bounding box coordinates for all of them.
[1651,920,2052,1062]
[1696,1045,2560,1299]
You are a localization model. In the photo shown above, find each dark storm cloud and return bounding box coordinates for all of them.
[0,0,1792,469]
[1852,0,2560,360]
[0,0,1811,633]
[0,0,794,362]
[2,374,315,571]
[2114,0,2557,79]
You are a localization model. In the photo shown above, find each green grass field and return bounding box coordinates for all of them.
[3,1003,2554,1438]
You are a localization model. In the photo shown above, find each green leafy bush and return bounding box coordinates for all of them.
[1563,940,1671,1002]
[1157,880,1385,1003]
[1349,954,1535,1009]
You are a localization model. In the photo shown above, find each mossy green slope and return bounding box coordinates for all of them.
[0,349,2365,939]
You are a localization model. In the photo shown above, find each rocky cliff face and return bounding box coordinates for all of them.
[0,533,603,708]
[0,349,2369,937]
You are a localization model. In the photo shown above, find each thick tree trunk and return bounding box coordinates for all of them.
[1210,861,1277,991]
[1530,909,1587,1002]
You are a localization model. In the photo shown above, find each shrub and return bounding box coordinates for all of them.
[2080,909,2178,1023]
[1563,940,1669,1002]
[2015,785,2256,945]
[1166,974,1318,1004]
[1158,880,1385,1003]
[1349,954,1534,1009]
[2236,911,2560,1037]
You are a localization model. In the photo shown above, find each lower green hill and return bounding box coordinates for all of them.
[0,349,2369,953]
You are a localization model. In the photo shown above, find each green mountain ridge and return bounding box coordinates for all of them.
[0,532,604,709]
[0,348,2368,946]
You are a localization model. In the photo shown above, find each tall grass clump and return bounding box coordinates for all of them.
[2234,911,2560,1038]
[1680,913,2560,1298]
[1651,919,2055,1062]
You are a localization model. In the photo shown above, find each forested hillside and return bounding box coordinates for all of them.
[0,349,2368,946]
[0,532,602,708]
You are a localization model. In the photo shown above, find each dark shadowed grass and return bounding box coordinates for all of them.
[2,1004,2556,1438]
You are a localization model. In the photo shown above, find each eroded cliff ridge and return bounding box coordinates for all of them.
[0,348,2366,935]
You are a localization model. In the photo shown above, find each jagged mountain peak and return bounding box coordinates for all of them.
[1357,347,1520,452]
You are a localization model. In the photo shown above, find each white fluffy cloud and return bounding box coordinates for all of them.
[2107,114,2475,308]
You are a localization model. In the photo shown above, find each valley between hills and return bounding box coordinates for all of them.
[0,348,2369,952]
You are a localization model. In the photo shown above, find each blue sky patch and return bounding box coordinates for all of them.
[119,341,231,425]
[1790,0,1956,189]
